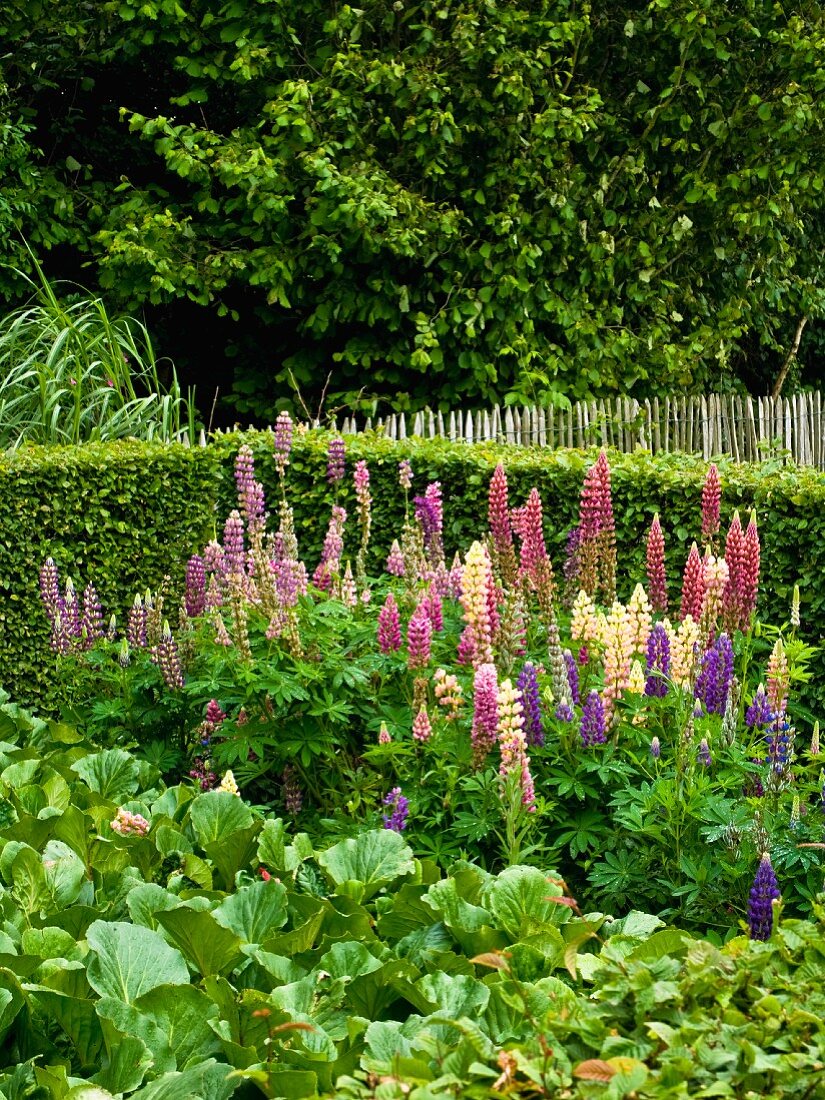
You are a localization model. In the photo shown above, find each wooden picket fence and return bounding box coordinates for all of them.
[323,391,825,468]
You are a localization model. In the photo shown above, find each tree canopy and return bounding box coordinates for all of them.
[1,0,824,415]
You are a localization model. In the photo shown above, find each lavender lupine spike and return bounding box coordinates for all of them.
[399,459,413,491]
[383,787,409,832]
[63,579,81,638]
[644,622,671,697]
[39,557,63,623]
[157,621,184,689]
[81,583,104,646]
[650,736,661,759]
[517,661,544,746]
[185,555,207,617]
[580,691,606,746]
[748,852,780,941]
[273,411,293,474]
[471,663,499,767]
[222,511,246,577]
[563,649,580,705]
[327,437,346,484]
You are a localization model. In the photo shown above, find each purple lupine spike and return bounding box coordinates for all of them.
[650,736,661,759]
[766,715,793,775]
[563,649,580,705]
[563,526,581,586]
[81,583,104,646]
[698,738,712,766]
[645,622,671,698]
[222,510,246,577]
[63,579,81,637]
[157,622,184,689]
[39,558,63,623]
[234,444,255,503]
[517,661,544,747]
[383,787,409,832]
[555,701,574,722]
[185,555,207,617]
[273,411,293,474]
[745,685,773,731]
[748,852,780,941]
[694,633,734,716]
[414,495,440,554]
[127,595,147,647]
[327,437,346,484]
[580,691,606,746]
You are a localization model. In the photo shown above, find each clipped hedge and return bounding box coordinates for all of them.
[0,441,220,710]
[3,431,824,715]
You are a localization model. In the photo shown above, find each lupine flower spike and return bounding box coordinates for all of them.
[646,514,668,612]
[701,463,721,543]
[748,852,780,941]
[377,592,402,653]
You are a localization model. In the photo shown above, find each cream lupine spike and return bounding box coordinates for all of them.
[626,583,652,655]
[628,659,645,695]
[570,588,600,644]
[602,601,634,722]
[668,615,702,688]
[460,541,494,667]
[701,552,729,634]
[220,770,240,796]
[496,678,535,811]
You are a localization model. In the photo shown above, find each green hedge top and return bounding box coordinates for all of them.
[3,431,824,712]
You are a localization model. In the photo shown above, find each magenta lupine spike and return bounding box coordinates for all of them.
[424,482,443,536]
[646,514,668,612]
[680,542,705,622]
[354,460,372,573]
[185,555,207,617]
[222,511,246,577]
[576,451,616,601]
[722,511,745,631]
[432,562,451,597]
[448,552,463,599]
[471,662,499,767]
[205,699,226,728]
[273,411,293,474]
[701,464,721,542]
[424,585,443,632]
[407,601,433,669]
[377,592,402,653]
[412,706,432,742]
[157,622,184,689]
[81,583,104,646]
[456,625,476,666]
[488,464,517,583]
[313,505,347,591]
[739,512,760,626]
[326,437,346,484]
[519,488,547,580]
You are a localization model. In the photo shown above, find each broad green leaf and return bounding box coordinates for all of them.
[189,790,253,847]
[72,749,140,802]
[33,989,104,1067]
[417,971,490,1019]
[85,920,189,1003]
[213,879,288,945]
[156,907,244,978]
[0,972,24,1044]
[483,866,570,940]
[129,1059,239,1100]
[319,940,383,981]
[136,984,223,1069]
[318,829,415,900]
[126,883,181,929]
[95,998,175,1075]
[42,840,87,909]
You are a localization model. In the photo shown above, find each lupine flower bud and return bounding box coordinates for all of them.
[628,660,645,695]
[412,706,432,742]
[407,601,433,668]
[650,736,661,759]
[766,638,789,717]
[680,542,705,623]
[378,723,392,744]
[456,625,476,666]
[383,787,409,832]
[185,555,207,617]
[745,685,773,730]
[205,699,226,729]
[433,668,463,720]
[327,437,346,483]
[791,584,800,629]
[701,464,721,542]
[220,770,241,796]
[282,765,303,814]
[646,514,668,612]
[748,852,780,941]
[580,691,606,746]
[471,663,499,767]
[118,639,130,668]
[273,411,293,473]
[340,562,358,607]
[378,592,402,653]
[811,721,820,756]
[698,738,712,766]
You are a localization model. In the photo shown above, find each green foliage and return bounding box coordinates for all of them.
[2,2,825,408]
[1,711,825,1098]
[0,255,197,448]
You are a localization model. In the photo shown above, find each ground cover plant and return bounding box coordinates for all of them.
[39,417,825,936]
[2,704,825,1098]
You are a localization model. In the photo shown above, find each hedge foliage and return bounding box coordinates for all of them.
[4,432,824,715]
